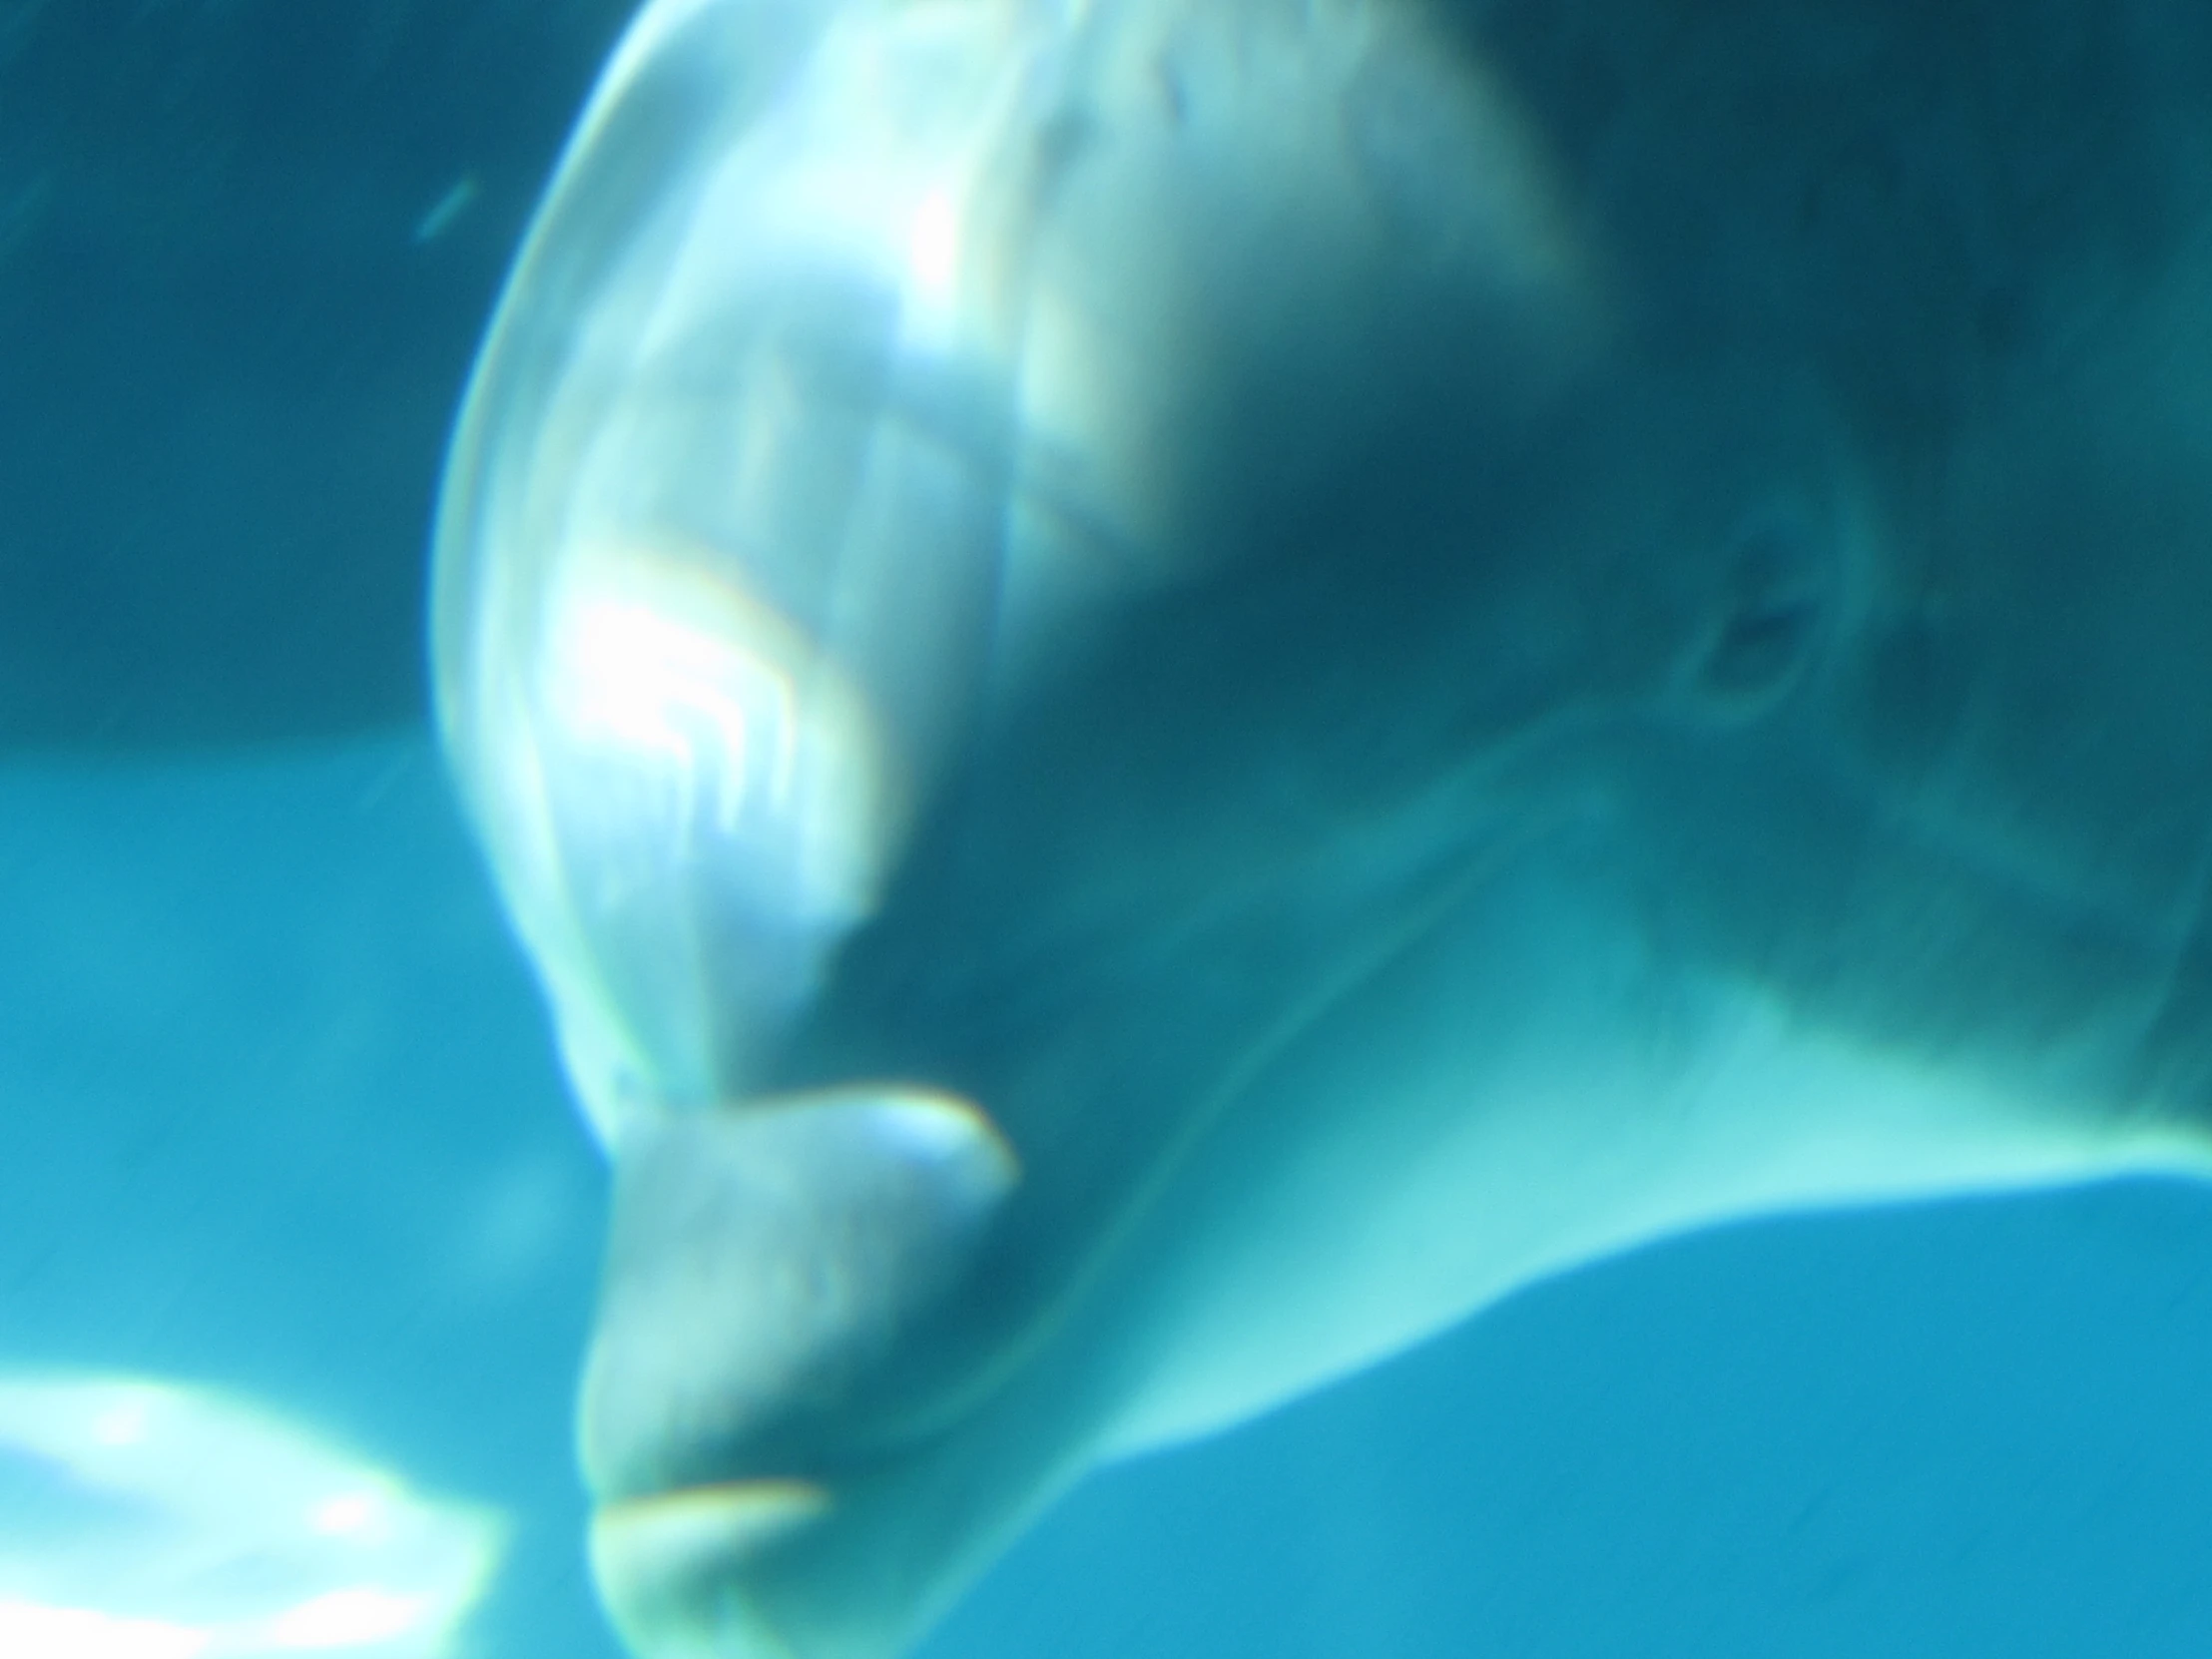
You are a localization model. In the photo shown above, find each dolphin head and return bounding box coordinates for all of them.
[435,0,1613,1113]
[430,0,1863,1651]
[433,0,2212,1654]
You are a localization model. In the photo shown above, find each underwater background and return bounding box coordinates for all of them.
[8,4,2212,1657]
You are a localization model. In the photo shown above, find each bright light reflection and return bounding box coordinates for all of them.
[536,543,897,926]
[0,1600,210,1659]
[906,187,958,315]
[307,1494,378,1538]
[263,1588,427,1649]
[92,1402,149,1447]
[0,1373,504,1659]
[552,592,800,837]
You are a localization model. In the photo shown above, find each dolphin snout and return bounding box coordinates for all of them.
[580,1088,1019,1656]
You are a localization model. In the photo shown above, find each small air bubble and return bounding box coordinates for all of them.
[412,175,479,245]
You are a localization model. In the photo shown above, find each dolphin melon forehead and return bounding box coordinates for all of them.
[433,0,1057,1134]
[432,0,1597,1144]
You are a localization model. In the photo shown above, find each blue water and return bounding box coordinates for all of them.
[6,741,2212,1656]
[0,746,612,1653]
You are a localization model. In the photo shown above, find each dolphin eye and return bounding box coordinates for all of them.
[1687,516,1832,715]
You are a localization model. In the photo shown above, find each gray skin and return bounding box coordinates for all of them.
[434,0,2212,1655]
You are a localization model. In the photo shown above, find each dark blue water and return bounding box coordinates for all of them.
[5,743,2212,1656]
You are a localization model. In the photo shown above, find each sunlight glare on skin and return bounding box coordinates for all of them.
[91,1400,150,1448]
[537,542,902,926]
[904,186,962,337]
[664,0,1047,363]
[546,587,800,841]
[307,1492,384,1539]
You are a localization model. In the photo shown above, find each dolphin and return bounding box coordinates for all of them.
[431,0,2212,1654]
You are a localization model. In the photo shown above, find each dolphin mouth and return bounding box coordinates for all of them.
[577,1086,1021,1479]
[583,1388,1014,1659]
[573,1085,1059,1658]
[591,1479,832,1659]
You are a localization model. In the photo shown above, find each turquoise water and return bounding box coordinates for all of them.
[0,747,612,1654]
